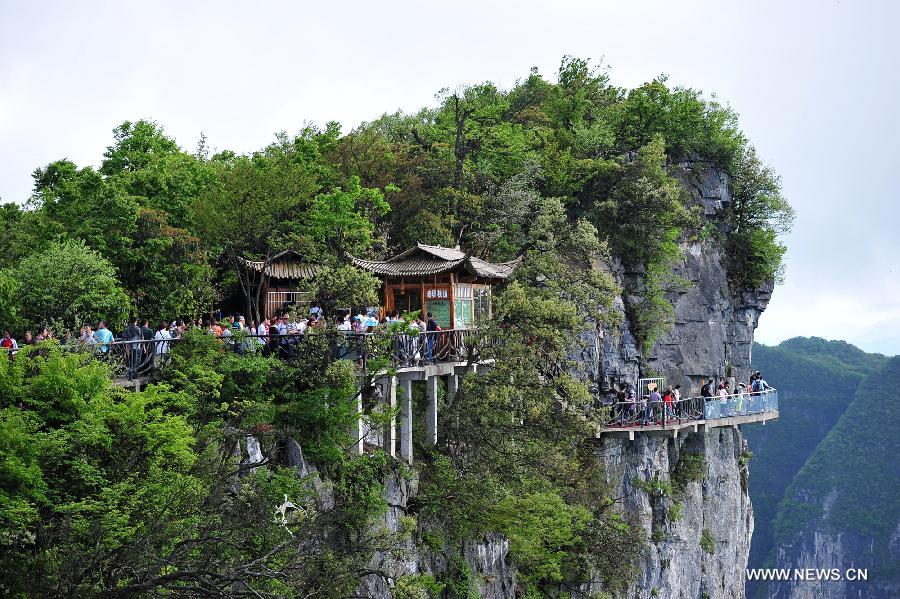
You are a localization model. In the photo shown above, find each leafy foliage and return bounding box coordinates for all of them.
[10,240,131,332]
[309,265,381,315]
[0,56,792,594]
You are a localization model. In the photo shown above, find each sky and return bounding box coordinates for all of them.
[0,0,897,355]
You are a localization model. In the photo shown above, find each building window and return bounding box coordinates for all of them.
[474,286,491,325]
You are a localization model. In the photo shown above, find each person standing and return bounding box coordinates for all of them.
[124,318,143,379]
[663,387,677,421]
[426,312,440,363]
[94,321,113,354]
[154,322,172,368]
[700,379,712,401]
[648,386,662,423]
[1,331,18,360]
[672,384,682,417]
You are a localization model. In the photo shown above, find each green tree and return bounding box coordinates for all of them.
[193,152,321,321]
[120,208,215,322]
[309,265,380,315]
[11,239,131,332]
[304,175,392,257]
[726,146,795,288]
[417,282,642,594]
[100,120,217,230]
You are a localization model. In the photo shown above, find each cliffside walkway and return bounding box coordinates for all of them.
[2,331,485,465]
[599,389,779,439]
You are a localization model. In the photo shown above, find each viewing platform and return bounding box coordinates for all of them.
[599,389,779,440]
[4,331,778,451]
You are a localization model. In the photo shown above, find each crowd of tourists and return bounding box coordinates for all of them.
[0,306,450,375]
[609,371,772,426]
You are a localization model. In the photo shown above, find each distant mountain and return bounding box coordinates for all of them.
[744,337,888,597]
[744,338,900,598]
[764,354,900,597]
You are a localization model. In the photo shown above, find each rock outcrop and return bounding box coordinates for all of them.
[589,160,770,599]
[600,428,753,599]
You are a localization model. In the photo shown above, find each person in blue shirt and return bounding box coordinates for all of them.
[94,321,113,353]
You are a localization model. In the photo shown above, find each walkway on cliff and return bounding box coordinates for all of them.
[3,332,779,448]
[599,389,779,439]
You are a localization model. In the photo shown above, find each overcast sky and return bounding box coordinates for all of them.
[1,0,897,355]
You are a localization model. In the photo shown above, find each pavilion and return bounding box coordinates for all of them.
[349,243,521,329]
[240,250,322,320]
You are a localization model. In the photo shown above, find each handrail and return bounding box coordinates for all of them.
[0,329,485,380]
[603,388,779,429]
[2,332,778,431]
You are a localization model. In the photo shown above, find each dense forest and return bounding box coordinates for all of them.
[0,58,793,597]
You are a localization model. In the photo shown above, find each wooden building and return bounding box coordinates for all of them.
[240,250,322,320]
[350,243,521,329]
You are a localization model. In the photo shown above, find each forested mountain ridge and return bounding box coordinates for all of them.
[766,355,900,598]
[744,337,893,598]
[0,58,791,597]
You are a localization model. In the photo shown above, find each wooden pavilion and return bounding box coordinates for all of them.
[240,250,322,320]
[349,243,521,329]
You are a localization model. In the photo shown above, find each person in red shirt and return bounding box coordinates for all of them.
[1,331,17,360]
[663,387,677,421]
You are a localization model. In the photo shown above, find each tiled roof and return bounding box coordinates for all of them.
[240,250,322,279]
[349,243,520,280]
[393,243,467,262]
[467,255,522,279]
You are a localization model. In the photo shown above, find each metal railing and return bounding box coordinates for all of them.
[0,329,485,380]
[603,388,778,429]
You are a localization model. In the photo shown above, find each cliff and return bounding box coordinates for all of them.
[255,161,776,598]
[599,428,753,598]
[363,160,773,598]
[584,159,773,599]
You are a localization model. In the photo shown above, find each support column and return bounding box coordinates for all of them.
[400,379,413,463]
[425,375,439,446]
[381,375,397,458]
[350,386,364,455]
[447,373,459,403]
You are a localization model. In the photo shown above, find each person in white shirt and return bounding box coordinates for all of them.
[257,318,269,336]
[153,321,172,358]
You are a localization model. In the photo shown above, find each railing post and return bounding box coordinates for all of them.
[350,385,365,455]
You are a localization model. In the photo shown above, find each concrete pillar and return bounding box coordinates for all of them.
[400,379,413,463]
[447,373,459,403]
[381,376,397,458]
[425,375,439,446]
[350,387,364,455]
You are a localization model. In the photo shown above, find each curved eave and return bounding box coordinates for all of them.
[349,256,466,277]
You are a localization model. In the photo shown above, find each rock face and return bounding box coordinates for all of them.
[590,160,771,599]
[595,159,773,399]
[600,428,753,599]
[354,468,516,599]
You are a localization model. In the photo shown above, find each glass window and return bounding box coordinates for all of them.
[426,300,452,329]
[454,298,473,329]
[474,286,491,324]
